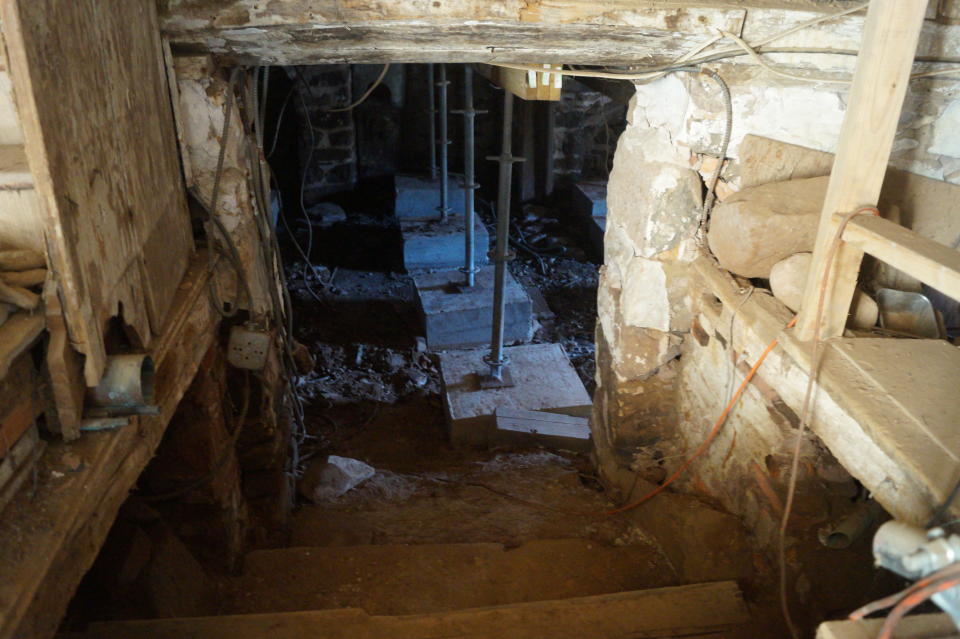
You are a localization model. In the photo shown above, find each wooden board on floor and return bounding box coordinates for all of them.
[2,0,194,386]
[83,581,750,639]
[0,254,218,639]
[817,613,960,639]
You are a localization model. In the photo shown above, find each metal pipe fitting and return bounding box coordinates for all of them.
[87,354,156,411]
[818,500,881,549]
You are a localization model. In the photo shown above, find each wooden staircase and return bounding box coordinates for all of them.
[71,537,750,638]
[77,579,748,639]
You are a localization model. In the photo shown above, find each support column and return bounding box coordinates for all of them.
[427,63,437,181]
[795,0,927,340]
[453,64,484,287]
[436,64,451,221]
[483,91,524,384]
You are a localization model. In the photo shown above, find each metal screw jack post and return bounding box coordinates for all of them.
[481,90,524,388]
[452,64,486,288]
[426,63,438,181]
[436,64,452,221]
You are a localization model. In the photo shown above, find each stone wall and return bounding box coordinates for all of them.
[593,62,960,539]
[293,65,358,204]
[552,80,627,185]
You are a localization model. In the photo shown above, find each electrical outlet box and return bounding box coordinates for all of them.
[228,325,271,370]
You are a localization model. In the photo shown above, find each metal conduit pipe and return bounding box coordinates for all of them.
[427,63,437,181]
[483,90,524,382]
[437,64,451,221]
[453,64,483,287]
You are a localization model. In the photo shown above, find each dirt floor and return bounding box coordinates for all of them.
[61,188,901,637]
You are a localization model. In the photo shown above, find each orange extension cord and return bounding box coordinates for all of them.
[605,315,798,517]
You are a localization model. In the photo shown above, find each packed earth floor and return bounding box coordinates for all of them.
[61,191,904,637]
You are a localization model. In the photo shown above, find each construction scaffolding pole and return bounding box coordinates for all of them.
[436,63,451,220]
[454,64,482,287]
[483,90,523,383]
[427,63,437,181]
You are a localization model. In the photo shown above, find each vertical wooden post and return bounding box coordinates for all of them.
[795,0,927,341]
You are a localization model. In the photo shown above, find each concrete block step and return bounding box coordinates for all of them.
[395,174,466,220]
[82,581,749,639]
[438,343,591,447]
[414,266,532,350]
[401,215,489,272]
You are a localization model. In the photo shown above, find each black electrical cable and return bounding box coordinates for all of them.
[928,476,960,528]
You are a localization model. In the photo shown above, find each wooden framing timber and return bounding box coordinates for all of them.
[795,0,928,340]
[693,255,960,528]
[838,213,960,303]
[477,64,562,101]
[0,253,218,639]
[157,1,960,66]
[3,0,195,386]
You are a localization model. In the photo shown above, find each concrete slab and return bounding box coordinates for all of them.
[572,182,607,218]
[401,216,489,272]
[494,407,591,453]
[438,343,591,447]
[395,174,466,220]
[414,267,532,350]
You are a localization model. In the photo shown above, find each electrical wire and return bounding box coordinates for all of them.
[490,1,960,85]
[205,67,254,317]
[321,63,391,113]
[605,314,798,517]
[670,67,732,240]
[777,206,880,639]
[928,476,960,528]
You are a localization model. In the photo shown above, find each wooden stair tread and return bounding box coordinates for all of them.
[226,538,678,616]
[83,581,750,639]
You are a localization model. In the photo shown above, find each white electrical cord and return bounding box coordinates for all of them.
[492,1,960,84]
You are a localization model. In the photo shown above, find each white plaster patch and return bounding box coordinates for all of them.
[725,85,845,157]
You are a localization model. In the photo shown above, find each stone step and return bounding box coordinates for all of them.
[223,538,675,616]
[82,581,749,639]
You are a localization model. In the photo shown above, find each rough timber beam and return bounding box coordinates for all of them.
[158,1,892,66]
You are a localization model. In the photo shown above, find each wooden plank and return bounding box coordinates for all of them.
[43,279,84,441]
[840,213,960,302]
[693,256,951,526]
[817,612,960,639]
[0,425,42,516]
[795,0,927,340]
[0,311,43,378]
[81,581,749,639]
[2,0,194,385]
[495,407,591,452]
[480,64,562,101]
[0,396,34,459]
[0,253,218,639]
